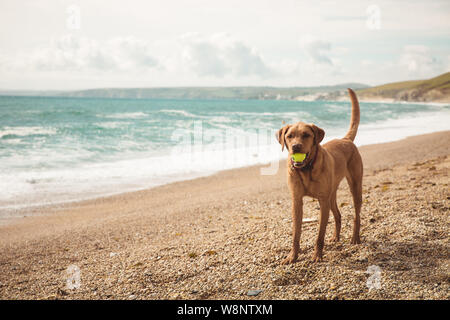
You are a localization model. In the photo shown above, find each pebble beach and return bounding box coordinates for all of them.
[0,131,449,300]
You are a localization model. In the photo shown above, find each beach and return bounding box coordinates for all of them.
[0,131,449,300]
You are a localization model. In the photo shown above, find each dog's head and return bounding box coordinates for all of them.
[276,122,324,167]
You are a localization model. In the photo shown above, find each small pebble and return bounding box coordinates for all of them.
[247,290,262,296]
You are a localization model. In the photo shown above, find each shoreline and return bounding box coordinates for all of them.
[2,126,450,218]
[0,130,449,299]
[297,97,450,105]
[346,98,450,106]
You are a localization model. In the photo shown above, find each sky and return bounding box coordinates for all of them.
[0,0,449,90]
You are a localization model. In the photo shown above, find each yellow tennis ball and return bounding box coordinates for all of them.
[292,153,306,162]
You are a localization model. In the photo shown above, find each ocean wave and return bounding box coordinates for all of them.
[324,103,347,113]
[100,112,148,119]
[158,109,201,118]
[0,126,56,139]
[94,121,129,129]
[1,138,22,144]
[218,111,277,116]
[208,116,237,124]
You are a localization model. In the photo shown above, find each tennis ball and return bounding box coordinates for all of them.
[291,153,306,162]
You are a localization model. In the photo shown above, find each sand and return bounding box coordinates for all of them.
[0,131,449,300]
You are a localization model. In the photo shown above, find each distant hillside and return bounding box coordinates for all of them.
[0,83,369,100]
[59,83,370,100]
[356,72,450,103]
[1,74,448,102]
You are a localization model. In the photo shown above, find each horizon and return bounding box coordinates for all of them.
[1,1,449,90]
[0,82,370,93]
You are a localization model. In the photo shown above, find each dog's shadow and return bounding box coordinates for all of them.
[329,239,449,285]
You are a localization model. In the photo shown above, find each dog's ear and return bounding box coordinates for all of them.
[309,124,325,145]
[276,125,291,151]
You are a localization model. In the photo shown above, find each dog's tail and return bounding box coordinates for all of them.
[343,88,360,142]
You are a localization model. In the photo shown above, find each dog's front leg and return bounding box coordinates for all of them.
[282,197,303,265]
[312,198,330,262]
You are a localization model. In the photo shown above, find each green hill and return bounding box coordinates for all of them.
[55,83,368,100]
[356,72,450,102]
[3,73,449,102]
[0,83,369,100]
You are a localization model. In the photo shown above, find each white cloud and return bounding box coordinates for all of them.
[297,35,345,79]
[399,45,442,77]
[106,37,159,70]
[180,33,273,78]
[299,35,333,66]
[0,34,159,73]
[361,59,374,67]
[1,1,450,90]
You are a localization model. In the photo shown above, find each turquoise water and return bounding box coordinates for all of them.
[0,95,449,210]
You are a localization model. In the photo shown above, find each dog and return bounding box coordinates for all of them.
[276,88,363,264]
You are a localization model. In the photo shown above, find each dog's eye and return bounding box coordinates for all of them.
[287,134,293,139]
[302,133,310,138]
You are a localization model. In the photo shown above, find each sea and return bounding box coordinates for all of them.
[0,95,449,212]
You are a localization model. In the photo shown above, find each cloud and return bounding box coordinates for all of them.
[299,35,333,66]
[297,35,344,78]
[180,33,273,78]
[399,45,442,77]
[361,59,374,67]
[0,34,159,72]
[106,37,159,70]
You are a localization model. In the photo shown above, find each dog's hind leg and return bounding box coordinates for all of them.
[330,190,341,242]
[346,156,363,244]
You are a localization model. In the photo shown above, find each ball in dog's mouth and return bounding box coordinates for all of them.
[291,153,308,168]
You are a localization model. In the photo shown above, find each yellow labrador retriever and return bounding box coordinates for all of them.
[276,88,362,264]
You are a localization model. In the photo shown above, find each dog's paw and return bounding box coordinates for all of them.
[350,237,361,244]
[281,253,297,265]
[330,235,340,242]
[311,251,323,263]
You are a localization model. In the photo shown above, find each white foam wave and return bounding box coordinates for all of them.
[94,121,128,129]
[0,139,283,210]
[322,110,450,146]
[0,126,56,138]
[324,103,346,113]
[158,109,199,118]
[100,112,148,119]
[1,138,22,144]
